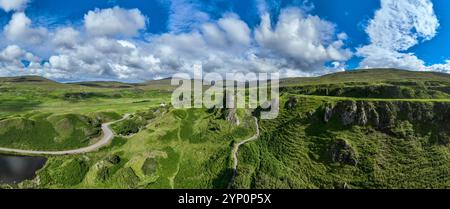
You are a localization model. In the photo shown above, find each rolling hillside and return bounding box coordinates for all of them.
[0,69,449,189]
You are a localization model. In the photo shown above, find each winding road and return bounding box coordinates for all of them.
[228,116,259,188]
[0,114,130,156]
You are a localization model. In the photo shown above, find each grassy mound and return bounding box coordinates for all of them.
[0,113,101,150]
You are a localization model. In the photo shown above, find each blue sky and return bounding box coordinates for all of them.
[0,0,448,81]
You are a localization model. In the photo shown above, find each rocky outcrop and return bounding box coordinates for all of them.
[285,97,298,110]
[224,108,240,125]
[323,101,380,126]
[323,101,449,127]
[329,138,358,166]
[322,100,450,143]
[105,154,121,165]
[323,105,333,123]
[282,83,450,99]
[340,101,358,126]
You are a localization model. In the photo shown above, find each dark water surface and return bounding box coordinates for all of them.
[0,155,47,184]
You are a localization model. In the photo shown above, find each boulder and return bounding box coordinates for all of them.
[340,101,358,126]
[329,138,358,166]
[105,155,121,165]
[323,106,333,123]
[285,97,298,110]
[224,108,240,125]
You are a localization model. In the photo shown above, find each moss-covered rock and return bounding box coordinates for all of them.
[329,138,358,166]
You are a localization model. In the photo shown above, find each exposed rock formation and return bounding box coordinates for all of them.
[340,101,358,126]
[285,97,298,110]
[329,138,358,166]
[323,101,449,127]
[105,154,121,165]
[224,108,240,125]
[323,105,333,123]
[322,100,450,144]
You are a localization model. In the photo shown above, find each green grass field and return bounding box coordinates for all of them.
[17,108,256,189]
[1,69,450,189]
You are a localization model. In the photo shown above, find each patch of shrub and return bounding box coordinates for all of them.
[141,158,158,176]
[113,167,140,188]
[62,92,110,101]
[51,158,89,186]
[105,155,121,165]
[112,116,147,136]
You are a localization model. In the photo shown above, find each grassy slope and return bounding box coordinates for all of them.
[239,69,450,189]
[20,108,256,189]
[0,76,254,188]
[1,69,449,188]
[0,112,103,150]
[234,98,450,189]
[0,76,171,117]
[281,69,450,100]
[281,69,450,86]
[0,76,171,150]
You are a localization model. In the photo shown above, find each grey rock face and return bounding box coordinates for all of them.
[356,102,368,126]
[225,108,240,125]
[340,101,358,126]
[320,100,450,146]
[285,97,298,110]
[329,138,358,166]
[323,106,333,123]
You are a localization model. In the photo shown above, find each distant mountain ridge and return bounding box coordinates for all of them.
[1,69,450,86]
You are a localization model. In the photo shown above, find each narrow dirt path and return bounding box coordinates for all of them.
[228,116,259,188]
[0,114,130,156]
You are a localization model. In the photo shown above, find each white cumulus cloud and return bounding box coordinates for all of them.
[52,27,80,50]
[166,0,210,33]
[146,8,351,77]
[427,61,450,74]
[255,8,352,72]
[3,12,48,45]
[84,6,147,37]
[0,6,354,81]
[0,45,40,77]
[0,0,28,12]
[357,0,449,73]
[366,0,438,51]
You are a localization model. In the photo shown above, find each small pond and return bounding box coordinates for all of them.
[0,155,47,185]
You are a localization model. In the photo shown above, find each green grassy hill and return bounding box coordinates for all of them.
[281,69,450,86]
[0,112,102,151]
[281,69,450,100]
[1,69,449,189]
[19,108,256,189]
[233,95,450,189]
[0,75,58,83]
[232,69,450,189]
